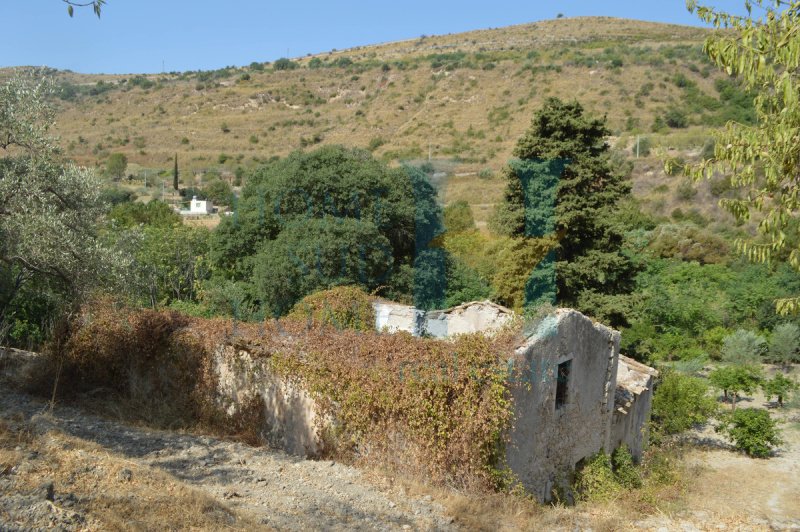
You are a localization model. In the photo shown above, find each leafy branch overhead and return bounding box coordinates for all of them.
[63,0,105,18]
[684,0,800,314]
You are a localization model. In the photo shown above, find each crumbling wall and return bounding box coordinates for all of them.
[504,310,620,501]
[212,344,322,456]
[372,300,512,338]
[610,355,657,462]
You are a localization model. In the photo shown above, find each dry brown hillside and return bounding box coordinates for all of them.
[5,17,741,224]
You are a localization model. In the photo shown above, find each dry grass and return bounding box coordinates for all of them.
[0,414,262,530]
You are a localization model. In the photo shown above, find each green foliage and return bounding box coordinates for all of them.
[686,0,800,316]
[131,225,211,307]
[647,223,729,264]
[492,98,637,326]
[443,200,475,233]
[106,152,128,180]
[708,364,763,408]
[717,408,783,458]
[611,446,642,489]
[202,180,233,206]
[663,108,688,128]
[288,285,375,331]
[651,372,717,435]
[573,452,620,502]
[0,76,129,341]
[273,58,299,71]
[108,200,181,229]
[251,217,392,317]
[761,373,798,407]
[100,187,137,207]
[721,329,766,365]
[210,145,440,314]
[769,323,800,366]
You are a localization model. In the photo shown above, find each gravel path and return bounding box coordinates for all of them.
[0,385,455,531]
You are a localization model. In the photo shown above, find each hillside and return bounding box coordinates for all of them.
[2,17,747,225]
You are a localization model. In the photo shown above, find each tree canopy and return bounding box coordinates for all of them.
[492,97,637,325]
[685,0,800,315]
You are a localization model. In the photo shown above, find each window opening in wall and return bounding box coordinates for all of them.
[555,359,571,409]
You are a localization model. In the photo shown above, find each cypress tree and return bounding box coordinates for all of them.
[173,153,179,191]
[492,97,637,325]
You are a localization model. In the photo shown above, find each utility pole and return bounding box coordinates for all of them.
[636,135,640,159]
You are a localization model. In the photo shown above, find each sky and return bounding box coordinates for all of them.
[1,1,750,74]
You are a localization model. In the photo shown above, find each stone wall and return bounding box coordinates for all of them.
[609,355,658,462]
[372,300,513,338]
[212,344,322,456]
[504,310,621,501]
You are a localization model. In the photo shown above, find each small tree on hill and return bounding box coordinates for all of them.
[107,153,128,181]
[769,323,800,370]
[717,408,783,458]
[762,374,798,407]
[709,365,763,410]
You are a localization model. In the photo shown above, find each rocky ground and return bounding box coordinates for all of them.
[2,354,799,530]
[0,386,455,530]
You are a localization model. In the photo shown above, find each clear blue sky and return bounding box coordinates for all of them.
[2,1,749,74]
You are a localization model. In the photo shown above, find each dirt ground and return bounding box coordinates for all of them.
[1,362,799,530]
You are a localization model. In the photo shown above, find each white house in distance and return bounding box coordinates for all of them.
[180,196,214,216]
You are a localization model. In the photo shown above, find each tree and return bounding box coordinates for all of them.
[717,408,783,458]
[762,373,798,407]
[651,372,718,435]
[769,323,800,369]
[202,180,233,206]
[443,200,475,233]
[210,146,441,314]
[173,153,179,191]
[709,365,763,409]
[721,329,767,365]
[0,76,128,338]
[106,153,128,180]
[491,98,637,325]
[685,1,800,316]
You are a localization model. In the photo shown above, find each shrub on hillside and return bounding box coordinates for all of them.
[717,408,783,458]
[651,372,717,435]
[287,286,375,331]
[721,329,767,365]
[37,298,211,428]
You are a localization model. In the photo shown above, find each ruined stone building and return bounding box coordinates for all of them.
[213,300,658,501]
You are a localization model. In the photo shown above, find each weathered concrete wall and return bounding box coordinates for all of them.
[372,300,512,338]
[212,345,322,456]
[504,310,620,502]
[373,301,424,335]
[610,355,657,462]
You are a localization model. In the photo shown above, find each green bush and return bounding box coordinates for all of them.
[611,446,642,489]
[761,374,798,407]
[443,201,475,233]
[664,108,688,128]
[717,408,783,458]
[651,372,717,435]
[722,329,767,365]
[288,286,375,331]
[573,452,621,502]
[273,58,298,71]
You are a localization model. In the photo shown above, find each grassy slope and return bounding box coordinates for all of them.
[5,17,736,226]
